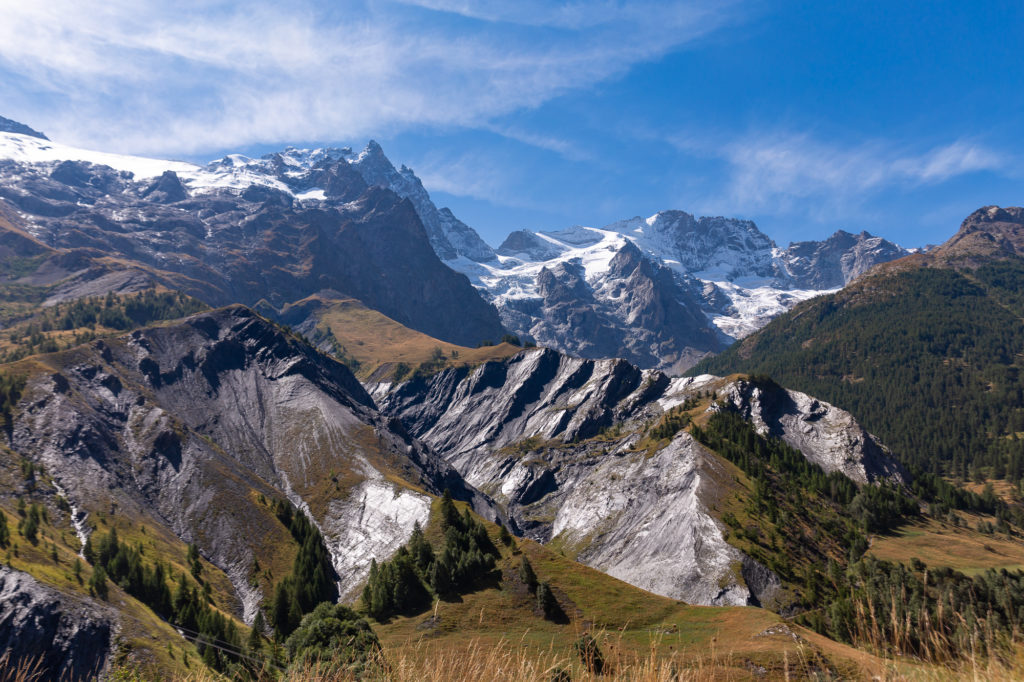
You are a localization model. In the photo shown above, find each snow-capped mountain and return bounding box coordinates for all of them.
[0,121,910,372]
[0,124,508,347]
[324,144,909,368]
[350,141,496,263]
[439,210,910,369]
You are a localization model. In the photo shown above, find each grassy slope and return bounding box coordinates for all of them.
[0,287,210,361]
[869,515,1024,575]
[371,499,890,680]
[307,296,523,380]
[0,447,205,675]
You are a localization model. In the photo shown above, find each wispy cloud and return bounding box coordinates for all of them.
[0,0,743,156]
[413,152,537,209]
[686,132,1007,217]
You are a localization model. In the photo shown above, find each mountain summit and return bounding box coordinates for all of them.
[0,115,48,140]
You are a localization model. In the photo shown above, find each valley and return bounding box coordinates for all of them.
[0,119,1021,681]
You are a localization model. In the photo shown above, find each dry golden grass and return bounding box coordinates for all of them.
[313,297,523,380]
[869,516,1024,575]
[77,636,1024,682]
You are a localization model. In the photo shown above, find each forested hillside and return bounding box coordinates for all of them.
[694,257,1024,485]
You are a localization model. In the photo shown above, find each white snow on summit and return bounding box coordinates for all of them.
[446,213,834,342]
[0,131,197,179]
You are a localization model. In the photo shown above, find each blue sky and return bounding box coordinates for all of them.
[0,0,1020,248]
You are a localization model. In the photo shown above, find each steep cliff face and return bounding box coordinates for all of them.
[372,351,903,606]
[12,306,492,619]
[715,378,907,485]
[351,141,496,263]
[782,230,909,289]
[0,135,507,347]
[0,567,115,681]
[497,243,723,372]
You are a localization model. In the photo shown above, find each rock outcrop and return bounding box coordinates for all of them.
[13,306,493,618]
[0,567,115,681]
[783,230,910,289]
[372,350,903,606]
[715,377,907,485]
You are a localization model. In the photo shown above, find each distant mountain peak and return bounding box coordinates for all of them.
[933,205,1024,266]
[0,115,48,140]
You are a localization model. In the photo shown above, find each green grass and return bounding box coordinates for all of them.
[366,498,888,680]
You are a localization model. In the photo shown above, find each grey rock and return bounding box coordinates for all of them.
[0,115,48,140]
[716,377,907,485]
[351,141,496,263]
[13,306,495,622]
[374,352,904,606]
[497,230,567,261]
[518,243,723,372]
[783,230,909,288]
[141,170,188,204]
[0,567,115,681]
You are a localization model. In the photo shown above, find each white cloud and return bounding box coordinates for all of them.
[394,0,734,31]
[414,152,528,207]
[692,133,1006,217]
[0,0,741,156]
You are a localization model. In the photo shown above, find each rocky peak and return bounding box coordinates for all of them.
[497,230,566,261]
[349,141,495,263]
[606,239,647,279]
[536,261,591,303]
[351,140,397,187]
[783,229,910,288]
[0,115,48,140]
[141,170,188,203]
[717,377,907,485]
[933,205,1024,266]
[305,157,367,201]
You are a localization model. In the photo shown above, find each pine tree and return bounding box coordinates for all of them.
[440,489,458,530]
[89,565,109,599]
[0,513,8,548]
[408,522,434,570]
[83,535,95,564]
[20,506,39,544]
[271,581,291,639]
[429,558,451,596]
[247,610,265,652]
[537,582,559,620]
[519,556,538,594]
[287,592,303,634]
[187,542,202,580]
[498,523,512,546]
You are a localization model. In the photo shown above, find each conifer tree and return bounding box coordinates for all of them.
[83,535,95,564]
[89,565,108,599]
[247,610,265,652]
[537,582,558,620]
[440,489,458,530]
[519,556,538,593]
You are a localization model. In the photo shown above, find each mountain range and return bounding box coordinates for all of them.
[0,122,910,372]
[1,117,1021,680]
